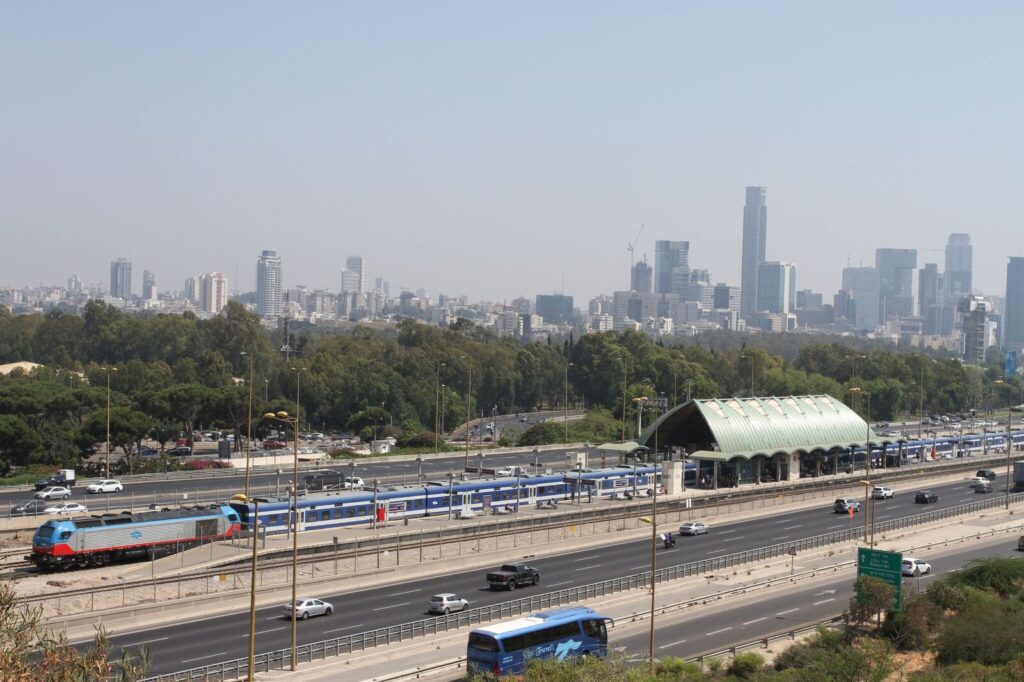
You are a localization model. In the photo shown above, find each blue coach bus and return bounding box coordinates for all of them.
[466,607,613,676]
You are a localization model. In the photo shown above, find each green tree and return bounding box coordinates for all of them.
[0,414,43,471]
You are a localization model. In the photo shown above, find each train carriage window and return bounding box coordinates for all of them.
[59,531,72,540]
[268,514,279,525]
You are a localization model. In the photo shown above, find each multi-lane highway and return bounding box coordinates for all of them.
[92,474,1007,675]
[616,539,1020,662]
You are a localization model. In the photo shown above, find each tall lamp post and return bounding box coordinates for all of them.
[246,496,260,682]
[995,380,1014,510]
[104,367,118,478]
[434,361,445,454]
[850,387,871,473]
[740,354,755,397]
[645,397,660,673]
[460,356,472,474]
[262,365,306,672]
[564,361,573,443]
[241,351,255,499]
[617,356,627,442]
[859,480,874,546]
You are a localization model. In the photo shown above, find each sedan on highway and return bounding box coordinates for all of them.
[901,557,932,577]
[283,598,333,620]
[44,502,88,515]
[34,486,71,501]
[10,499,50,516]
[915,491,939,504]
[86,479,123,494]
[679,521,710,536]
[427,593,469,615]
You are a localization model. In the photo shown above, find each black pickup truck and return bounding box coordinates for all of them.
[486,563,540,591]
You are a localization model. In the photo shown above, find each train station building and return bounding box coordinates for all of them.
[638,394,882,487]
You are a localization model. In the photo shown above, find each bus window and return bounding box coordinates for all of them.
[468,633,499,653]
[583,619,607,639]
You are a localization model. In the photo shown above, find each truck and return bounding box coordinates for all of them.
[486,563,540,591]
[1015,461,1024,492]
[33,469,75,491]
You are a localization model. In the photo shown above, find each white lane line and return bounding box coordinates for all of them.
[717,529,737,534]
[813,598,835,606]
[706,549,730,555]
[828,524,847,529]
[574,555,601,562]
[706,626,732,636]
[548,580,573,587]
[875,514,891,520]
[254,626,286,636]
[783,524,803,530]
[390,589,421,596]
[575,564,602,571]
[776,608,799,616]
[658,639,687,649]
[373,602,411,611]
[722,536,745,542]
[121,636,169,647]
[182,652,228,664]
[772,536,789,541]
[742,617,767,626]
[629,564,650,571]
[774,519,793,524]
[325,624,365,634]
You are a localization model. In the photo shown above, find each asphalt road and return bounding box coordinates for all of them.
[615,539,1021,662]
[92,474,1005,675]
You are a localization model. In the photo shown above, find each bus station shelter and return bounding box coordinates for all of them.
[638,395,878,488]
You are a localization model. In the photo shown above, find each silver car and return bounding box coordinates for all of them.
[428,593,469,615]
[34,486,71,500]
[679,521,710,535]
[282,598,333,620]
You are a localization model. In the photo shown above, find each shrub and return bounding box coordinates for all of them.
[726,651,764,678]
[935,599,1024,666]
[948,558,1024,599]
[882,593,942,651]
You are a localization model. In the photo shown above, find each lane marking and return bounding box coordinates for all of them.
[182,652,228,664]
[574,555,601,562]
[390,589,421,596]
[813,598,835,606]
[782,524,803,530]
[875,514,891,520]
[772,536,789,541]
[659,639,687,649]
[717,529,737,534]
[325,624,365,634]
[706,627,732,636]
[722,536,745,542]
[776,608,799,616]
[742,617,767,626]
[255,626,286,636]
[373,602,411,611]
[706,549,730,555]
[120,636,168,647]
[575,564,602,571]
[629,565,650,571]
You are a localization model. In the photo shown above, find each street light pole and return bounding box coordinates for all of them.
[104,367,117,479]
[289,367,307,671]
[619,357,627,442]
[242,351,255,499]
[462,357,472,475]
[564,361,573,443]
[246,497,260,682]
[434,361,444,454]
[647,399,659,673]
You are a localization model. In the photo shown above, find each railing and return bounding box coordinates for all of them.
[145,491,1024,681]
[685,616,846,666]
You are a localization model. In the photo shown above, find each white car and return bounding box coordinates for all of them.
[45,502,88,515]
[902,557,932,577]
[679,521,710,535]
[282,598,333,620]
[872,486,895,499]
[86,479,123,494]
[34,486,71,500]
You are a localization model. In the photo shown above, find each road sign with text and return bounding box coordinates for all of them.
[857,547,903,610]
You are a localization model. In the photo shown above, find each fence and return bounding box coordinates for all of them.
[145,490,1024,681]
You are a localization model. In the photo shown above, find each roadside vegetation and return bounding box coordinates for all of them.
[0,301,1016,479]
[469,557,1024,681]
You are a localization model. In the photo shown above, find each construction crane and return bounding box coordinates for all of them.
[627,223,645,269]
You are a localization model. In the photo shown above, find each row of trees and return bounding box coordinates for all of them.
[0,301,1020,472]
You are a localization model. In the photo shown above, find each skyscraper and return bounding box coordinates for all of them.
[340,270,361,293]
[654,240,689,295]
[198,272,229,314]
[756,261,796,314]
[256,250,283,318]
[345,256,366,294]
[918,263,941,335]
[842,266,880,331]
[184,276,197,304]
[875,248,917,321]
[1005,257,1024,352]
[957,296,990,366]
[109,258,132,299]
[944,233,972,301]
[630,258,653,293]
[142,270,157,301]
[740,186,767,319]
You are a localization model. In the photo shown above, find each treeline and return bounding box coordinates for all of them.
[0,301,1018,471]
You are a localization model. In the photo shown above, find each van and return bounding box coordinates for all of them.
[976,469,997,481]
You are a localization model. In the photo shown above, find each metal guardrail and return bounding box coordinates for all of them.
[685,616,846,666]
[145,489,1024,681]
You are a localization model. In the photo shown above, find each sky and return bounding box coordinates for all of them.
[1,2,1021,305]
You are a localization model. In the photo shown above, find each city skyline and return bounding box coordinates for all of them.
[2,3,1021,304]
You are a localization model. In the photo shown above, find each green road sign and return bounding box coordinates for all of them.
[857,547,903,610]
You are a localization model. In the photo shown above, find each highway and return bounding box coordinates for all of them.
[615,539,1020,662]
[90,474,1006,675]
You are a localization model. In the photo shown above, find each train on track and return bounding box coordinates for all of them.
[28,505,241,570]
[229,464,663,535]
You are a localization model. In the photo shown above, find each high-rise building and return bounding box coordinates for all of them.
[345,256,366,294]
[375,276,390,300]
[630,258,653,293]
[875,248,917,321]
[198,272,228,314]
[535,294,574,324]
[756,261,796,314]
[654,241,689,295]
[256,250,283,318]
[918,263,941,335]
[713,283,740,311]
[842,266,880,331]
[142,270,157,301]
[67,275,82,297]
[184,277,197,303]
[109,258,132,299]
[739,186,767,319]
[340,270,361,294]
[945,233,973,301]
[1005,257,1024,351]
[796,289,823,309]
[957,296,990,366]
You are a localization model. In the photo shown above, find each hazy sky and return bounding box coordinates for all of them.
[2,2,1021,304]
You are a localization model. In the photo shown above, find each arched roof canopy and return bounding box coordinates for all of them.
[640,395,877,463]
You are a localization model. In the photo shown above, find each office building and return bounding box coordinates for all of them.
[535,294,573,324]
[842,266,880,331]
[918,263,941,335]
[756,261,796,314]
[340,270,361,294]
[654,241,689,295]
[142,270,157,301]
[739,186,767,319]
[1005,257,1024,351]
[345,256,366,294]
[713,283,740,312]
[256,250,283,318]
[945,233,973,301]
[109,258,132,299]
[875,248,917,321]
[184,277,197,304]
[630,258,653,293]
[67,275,82,297]
[796,290,823,309]
[198,272,228,314]
[958,296,990,366]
